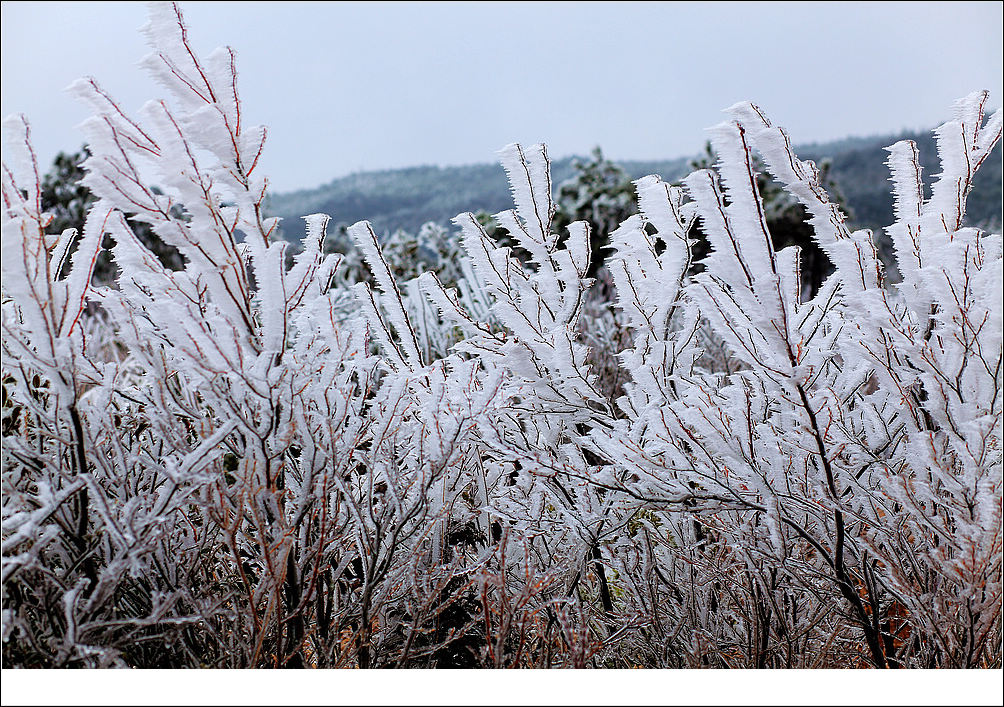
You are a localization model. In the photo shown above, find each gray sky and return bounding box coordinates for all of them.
[2,1,1002,193]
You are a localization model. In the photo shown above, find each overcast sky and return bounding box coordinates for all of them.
[2,1,1002,193]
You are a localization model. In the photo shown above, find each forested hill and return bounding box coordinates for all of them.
[265,129,1002,242]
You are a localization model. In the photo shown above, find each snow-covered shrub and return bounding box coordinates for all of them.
[2,2,999,668]
[2,3,492,668]
[589,97,1002,667]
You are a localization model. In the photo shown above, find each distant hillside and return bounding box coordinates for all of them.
[265,130,1001,242]
[798,131,1001,234]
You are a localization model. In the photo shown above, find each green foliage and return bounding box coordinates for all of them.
[40,148,93,239]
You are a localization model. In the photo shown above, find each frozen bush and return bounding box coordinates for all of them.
[2,2,999,668]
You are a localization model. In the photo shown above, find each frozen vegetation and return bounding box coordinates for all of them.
[2,3,1001,668]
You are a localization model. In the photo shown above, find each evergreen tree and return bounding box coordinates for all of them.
[40,147,94,240]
